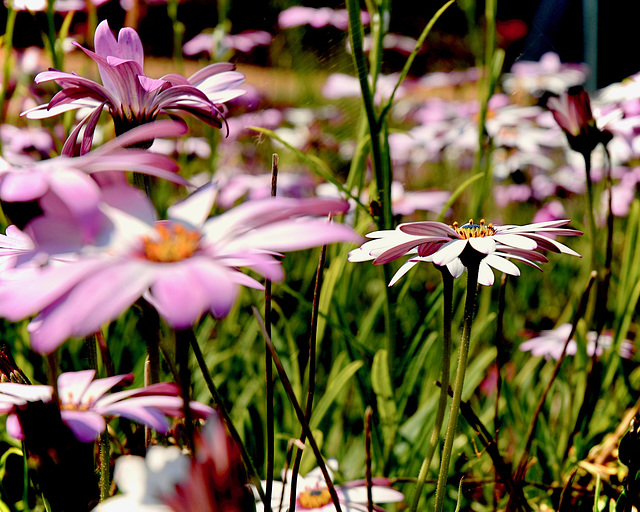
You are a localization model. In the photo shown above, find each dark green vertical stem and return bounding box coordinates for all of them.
[433,260,479,512]
[264,153,278,508]
[175,329,195,454]
[409,267,453,512]
[583,152,598,272]
[365,407,374,512]
[0,5,16,130]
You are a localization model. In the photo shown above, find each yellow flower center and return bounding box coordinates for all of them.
[298,488,332,509]
[451,219,496,239]
[142,223,201,263]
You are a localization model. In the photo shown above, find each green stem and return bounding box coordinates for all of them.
[99,430,110,501]
[45,0,62,70]
[409,268,453,512]
[174,329,195,453]
[433,260,479,512]
[0,5,16,130]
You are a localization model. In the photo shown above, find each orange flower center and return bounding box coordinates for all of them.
[298,488,332,509]
[451,219,496,239]
[142,223,201,263]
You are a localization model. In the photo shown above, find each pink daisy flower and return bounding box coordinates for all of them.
[22,20,246,148]
[0,369,213,442]
[0,183,359,353]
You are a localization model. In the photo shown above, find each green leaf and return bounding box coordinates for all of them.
[372,349,397,459]
[310,357,364,430]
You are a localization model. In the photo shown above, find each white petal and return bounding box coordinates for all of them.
[483,254,521,276]
[477,260,495,286]
[432,240,466,266]
[469,237,496,254]
[388,259,419,286]
[492,233,537,250]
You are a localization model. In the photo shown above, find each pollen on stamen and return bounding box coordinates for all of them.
[298,488,332,509]
[451,219,496,239]
[141,223,201,263]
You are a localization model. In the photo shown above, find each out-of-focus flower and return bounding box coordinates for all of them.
[349,219,581,286]
[0,183,359,353]
[322,73,405,104]
[184,30,272,56]
[502,52,588,101]
[94,412,253,512]
[253,461,403,512]
[0,124,56,163]
[0,369,213,442]
[22,20,246,148]
[278,6,369,30]
[520,323,634,360]
[547,86,610,155]
[0,120,187,237]
[213,169,316,209]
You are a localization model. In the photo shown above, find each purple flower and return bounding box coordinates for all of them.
[547,86,611,155]
[0,120,187,239]
[349,219,581,286]
[0,183,360,353]
[0,369,213,442]
[22,20,246,148]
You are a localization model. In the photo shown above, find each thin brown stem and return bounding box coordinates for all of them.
[253,307,343,512]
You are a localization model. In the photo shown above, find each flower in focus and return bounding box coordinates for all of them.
[94,412,253,512]
[0,369,213,442]
[519,323,634,360]
[22,20,246,148]
[253,461,404,512]
[547,85,610,155]
[0,120,187,237]
[0,183,360,353]
[349,219,581,286]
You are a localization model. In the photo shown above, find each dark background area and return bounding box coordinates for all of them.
[1,0,640,88]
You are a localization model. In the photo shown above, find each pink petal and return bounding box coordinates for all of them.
[57,370,96,407]
[61,409,106,442]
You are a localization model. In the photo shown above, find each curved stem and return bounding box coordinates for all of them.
[189,328,267,504]
[409,268,453,512]
[433,261,479,512]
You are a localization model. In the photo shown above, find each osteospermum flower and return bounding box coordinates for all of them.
[0,120,187,237]
[349,219,581,286]
[253,461,404,512]
[22,20,246,149]
[547,86,610,155]
[0,369,213,442]
[0,183,359,353]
